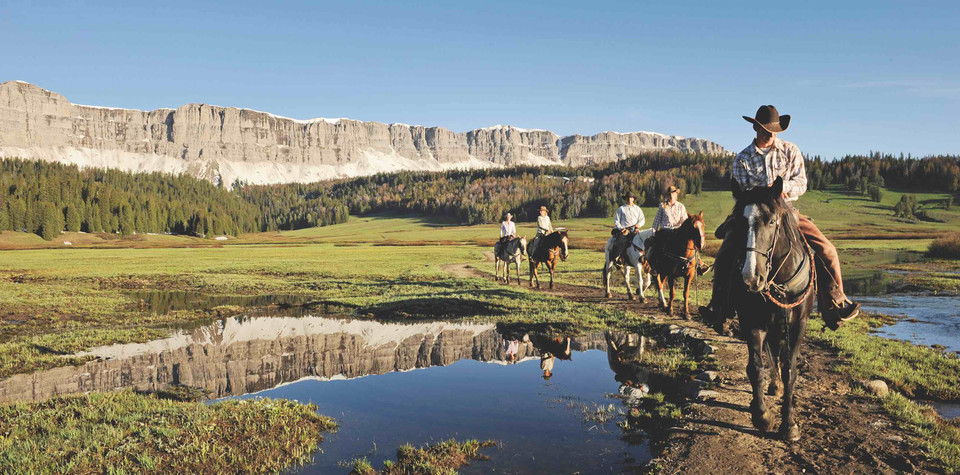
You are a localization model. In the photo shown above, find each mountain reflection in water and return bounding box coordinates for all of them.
[0,315,608,404]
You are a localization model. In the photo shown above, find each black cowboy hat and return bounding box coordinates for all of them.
[743,105,790,133]
[625,191,637,200]
[664,185,680,194]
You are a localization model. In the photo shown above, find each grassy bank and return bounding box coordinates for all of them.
[0,391,337,474]
[808,315,960,472]
[349,439,496,474]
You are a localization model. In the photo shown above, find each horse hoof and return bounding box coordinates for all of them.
[752,410,776,433]
[683,312,690,320]
[605,292,612,299]
[638,296,646,304]
[628,294,637,301]
[780,423,800,442]
[767,383,784,398]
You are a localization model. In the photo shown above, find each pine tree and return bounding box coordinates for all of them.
[39,204,61,241]
[65,204,82,232]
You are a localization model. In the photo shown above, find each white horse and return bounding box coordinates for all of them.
[603,229,654,301]
[495,236,527,285]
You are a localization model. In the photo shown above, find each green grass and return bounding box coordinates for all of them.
[879,392,960,472]
[808,315,960,401]
[0,391,337,474]
[349,439,496,475]
[808,314,960,473]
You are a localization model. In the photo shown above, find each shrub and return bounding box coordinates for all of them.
[928,233,960,259]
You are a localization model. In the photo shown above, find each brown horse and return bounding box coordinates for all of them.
[648,212,706,319]
[528,230,569,289]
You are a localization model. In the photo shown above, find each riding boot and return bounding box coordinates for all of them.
[797,215,860,329]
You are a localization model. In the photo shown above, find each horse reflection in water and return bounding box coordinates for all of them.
[606,331,650,398]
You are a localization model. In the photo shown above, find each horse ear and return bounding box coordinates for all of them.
[730,178,742,199]
[771,176,784,196]
[698,210,703,218]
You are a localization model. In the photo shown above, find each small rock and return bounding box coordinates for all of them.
[865,380,889,397]
[696,371,719,382]
[884,435,904,443]
[701,345,717,355]
[695,389,720,400]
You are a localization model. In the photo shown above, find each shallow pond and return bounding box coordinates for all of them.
[233,350,649,474]
[0,314,653,472]
[856,295,960,354]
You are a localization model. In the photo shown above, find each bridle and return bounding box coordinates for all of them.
[744,210,815,309]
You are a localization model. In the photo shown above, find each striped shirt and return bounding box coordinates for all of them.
[731,137,807,201]
[653,201,687,230]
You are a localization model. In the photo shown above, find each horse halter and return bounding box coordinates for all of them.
[744,214,783,294]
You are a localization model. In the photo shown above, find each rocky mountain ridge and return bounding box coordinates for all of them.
[0,81,728,186]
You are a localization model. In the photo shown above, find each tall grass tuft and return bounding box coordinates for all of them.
[927,232,960,259]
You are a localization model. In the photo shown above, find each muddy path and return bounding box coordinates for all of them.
[445,258,934,474]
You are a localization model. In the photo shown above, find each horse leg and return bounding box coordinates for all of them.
[779,311,808,442]
[634,261,646,303]
[514,258,520,285]
[765,339,784,397]
[530,261,539,288]
[624,265,635,301]
[656,274,667,308]
[667,276,675,316]
[548,261,555,289]
[682,273,692,320]
[748,328,776,433]
[603,257,613,299]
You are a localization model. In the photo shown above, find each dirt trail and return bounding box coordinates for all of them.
[448,259,933,474]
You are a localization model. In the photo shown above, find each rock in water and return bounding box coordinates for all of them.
[0,81,727,187]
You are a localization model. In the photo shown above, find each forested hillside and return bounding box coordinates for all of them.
[1,152,957,240]
[0,159,262,239]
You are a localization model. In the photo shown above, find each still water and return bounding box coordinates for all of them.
[0,313,651,473]
[234,350,649,474]
[856,295,960,354]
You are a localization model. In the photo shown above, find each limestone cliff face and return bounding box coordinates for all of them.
[0,315,608,403]
[0,81,727,186]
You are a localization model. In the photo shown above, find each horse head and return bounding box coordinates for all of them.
[519,236,528,256]
[733,177,792,293]
[686,211,706,251]
[558,230,569,261]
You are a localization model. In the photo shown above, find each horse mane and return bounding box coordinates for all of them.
[733,186,791,219]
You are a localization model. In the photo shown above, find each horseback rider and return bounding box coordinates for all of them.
[495,212,517,257]
[644,185,686,267]
[700,105,860,331]
[647,185,710,273]
[610,193,645,262]
[528,206,553,256]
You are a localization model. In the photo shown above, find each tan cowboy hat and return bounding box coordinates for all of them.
[743,105,790,133]
[539,205,548,212]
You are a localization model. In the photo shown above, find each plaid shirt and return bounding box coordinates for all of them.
[653,201,687,230]
[731,137,807,201]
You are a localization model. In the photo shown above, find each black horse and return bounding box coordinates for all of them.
[731,177,815,442]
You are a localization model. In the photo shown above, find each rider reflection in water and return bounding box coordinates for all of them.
[700,105,860,331]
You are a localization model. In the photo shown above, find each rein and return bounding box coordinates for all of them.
[747,216,815,309]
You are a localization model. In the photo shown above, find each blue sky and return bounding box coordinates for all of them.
[2,1,958,158]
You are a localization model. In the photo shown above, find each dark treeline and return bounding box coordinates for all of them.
[241,151,960,228]
[3,151,958,239]
[0,158,260,239]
